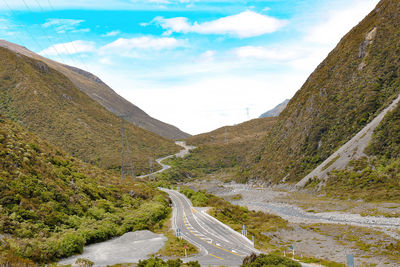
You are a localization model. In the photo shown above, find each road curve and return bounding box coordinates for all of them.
[138,141,194,178]
[161,188,258,266]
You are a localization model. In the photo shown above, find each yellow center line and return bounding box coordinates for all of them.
[175,193,244,258]
[209,254,224,260]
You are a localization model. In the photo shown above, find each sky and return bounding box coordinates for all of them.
[0,0,380,134]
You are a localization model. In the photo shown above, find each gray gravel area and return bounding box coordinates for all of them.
[58,230,167,266]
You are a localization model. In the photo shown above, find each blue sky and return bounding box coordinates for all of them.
[0,0,380,134]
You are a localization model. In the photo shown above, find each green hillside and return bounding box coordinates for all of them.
[322,100,400,201]
[248,0,400,183]
[160,118,277,183]
[0,115,170,264]
[0,46,179,175]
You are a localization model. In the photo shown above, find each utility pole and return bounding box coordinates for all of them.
[120,115,134,179]
[149,157,153,180]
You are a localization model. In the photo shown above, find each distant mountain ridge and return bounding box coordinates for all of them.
[0,39,190,140]
[259,99,290,118]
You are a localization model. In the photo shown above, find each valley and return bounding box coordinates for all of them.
[1,0,400,266]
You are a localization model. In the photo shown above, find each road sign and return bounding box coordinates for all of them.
[347,254,354,267]
[176,228,181,237]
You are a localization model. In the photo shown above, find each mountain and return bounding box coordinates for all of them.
[0,45,179,174]
[245,0,400,185]
[0,39,190,140]
[0,115,170,264]
[259,99,290,118]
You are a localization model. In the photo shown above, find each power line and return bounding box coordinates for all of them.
[32,0,79,66]
[2,0,51,58]
[20,0,65,63]
[0,15,25,48]
[121,115,135,179]
[46,0,90,71]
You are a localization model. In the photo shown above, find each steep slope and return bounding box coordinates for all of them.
[248,0,400,183]
[0,46,179,174]
[0,39,190,140]
[296,93,400,187]
[319,94,400,201]
[259,99,290,118]
[0,115,170,263]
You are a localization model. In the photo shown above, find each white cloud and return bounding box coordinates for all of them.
[100,36,186,57]
[42,18,88,33]
[305,0,379,45]
[39,40,96,56]
[198,50,216,63]
[101,30,121,37]
[148,0,171,4]
[150,11,288,38]
[235,46,302,61]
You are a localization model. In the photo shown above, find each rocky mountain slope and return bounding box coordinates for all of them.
[0,115,170,264]
[0,39,189,140]
[259,99,290,118]
[247,0,400,184]
[0,46,179,174]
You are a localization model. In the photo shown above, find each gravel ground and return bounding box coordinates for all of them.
[58,230,167,266]
[187,181,400,266]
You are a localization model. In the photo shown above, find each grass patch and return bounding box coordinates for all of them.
[155,213,198,258]
[322,155,340,171]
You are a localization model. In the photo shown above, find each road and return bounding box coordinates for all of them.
[138,141,195,178]
[161,188,258,266]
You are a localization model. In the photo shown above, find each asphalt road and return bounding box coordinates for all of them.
[161,188,258,266]
[138,141,194,178]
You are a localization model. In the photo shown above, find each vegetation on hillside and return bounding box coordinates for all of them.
[0,47,179,175]
[158,117,277,183]
[367,103,400,158]
[322,91,400,201]
[0,116,170,263]
[187,117,277,146]
[246,0,400,183]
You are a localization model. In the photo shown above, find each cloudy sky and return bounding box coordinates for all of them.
[0,0,380,134]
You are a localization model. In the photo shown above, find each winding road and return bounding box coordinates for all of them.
[161,188,258,266]
[138,141,195,178]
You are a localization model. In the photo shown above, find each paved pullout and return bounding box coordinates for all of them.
[58,231,167,266]
[161,188,258,266]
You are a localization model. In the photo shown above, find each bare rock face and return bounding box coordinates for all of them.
[359,27,377,58]
[35,61,49,73]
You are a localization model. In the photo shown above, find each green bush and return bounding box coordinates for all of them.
[241,253,301,267]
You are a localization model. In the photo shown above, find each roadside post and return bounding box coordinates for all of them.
[241,225,247,236]
[177,186,180,192]
[347,254,354,267]
[184,245,187,257]
[289,245,294,260]
[252,235,255,247]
